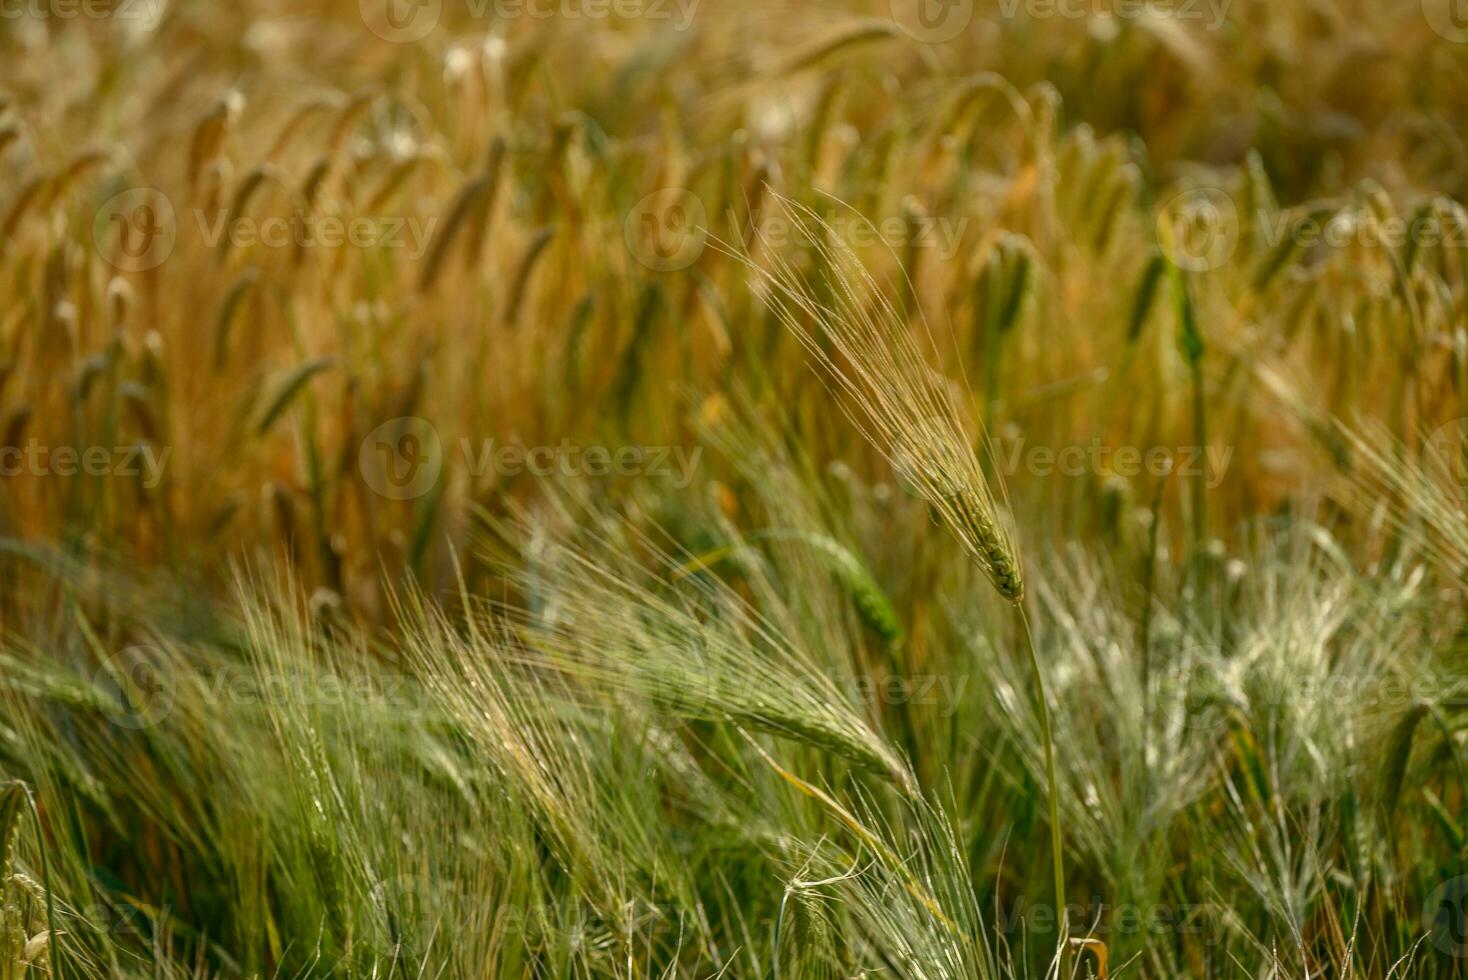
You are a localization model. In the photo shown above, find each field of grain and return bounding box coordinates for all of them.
[4,0,1468,976]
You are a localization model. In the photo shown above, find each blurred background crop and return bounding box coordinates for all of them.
[4,0,1468,976]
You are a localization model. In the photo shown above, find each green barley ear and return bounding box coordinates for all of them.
[736,191,1024,602]
[993,234,1034,337]
[418,138,506,294]
[216,165,278,263]
[678,530,904,647]
[776,885,838,980]
[253,356,335,437]
[502,225,557,328]
[758,530,904,644]
[1127,252,1166,344]
[213,266,262,370]
[978,233,1034,425]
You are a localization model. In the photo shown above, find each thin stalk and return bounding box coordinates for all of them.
[1017,604,1065,946]
[1189,359,1207,557]
[22,784,62,980]
[1139,469,1167,704]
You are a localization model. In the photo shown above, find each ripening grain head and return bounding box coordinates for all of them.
[739,192,1024,601]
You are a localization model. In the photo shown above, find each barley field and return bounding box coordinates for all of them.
[3,0,1468,976]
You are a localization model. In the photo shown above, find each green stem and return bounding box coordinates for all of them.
[1018,604,1066,949]
[23,783,62,980]
[1190,359,1207,558]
